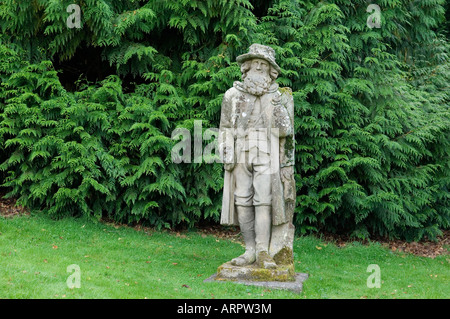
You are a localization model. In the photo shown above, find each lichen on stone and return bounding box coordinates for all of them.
[249,264,295,282]
[215,261,296,282]
[251,265,295,281]
[256,251,276,269]
[279,87,293,96]
[273,246,294,266]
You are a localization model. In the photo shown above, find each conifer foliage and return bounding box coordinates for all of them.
[0,0,448,240]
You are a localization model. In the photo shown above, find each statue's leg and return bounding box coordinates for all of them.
[232,152,256,266]
[252,150,277,269]
[231,206,256,266]
[255,205,277,269]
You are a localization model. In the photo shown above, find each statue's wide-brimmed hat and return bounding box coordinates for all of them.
[236,44,281,73]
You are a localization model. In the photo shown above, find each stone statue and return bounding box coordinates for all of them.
[218,44,296,280]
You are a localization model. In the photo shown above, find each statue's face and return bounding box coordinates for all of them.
[241,58,273,96]
[249,58,270,76]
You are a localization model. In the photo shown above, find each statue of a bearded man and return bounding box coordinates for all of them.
[219,44,296,271]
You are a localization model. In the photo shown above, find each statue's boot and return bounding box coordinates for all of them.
[255,205,277,269]
[231,206,256,266]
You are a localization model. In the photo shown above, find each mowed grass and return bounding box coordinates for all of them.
[0,214,448,299]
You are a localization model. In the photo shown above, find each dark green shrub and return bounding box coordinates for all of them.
[0,0,448,240]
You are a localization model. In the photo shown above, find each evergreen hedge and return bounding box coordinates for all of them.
[0,0,448,240]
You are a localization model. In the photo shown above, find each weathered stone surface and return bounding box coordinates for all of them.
[269,222,295,260]
[204,272,308,294]
[216,261,295,282]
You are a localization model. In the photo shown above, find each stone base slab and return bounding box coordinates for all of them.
[215,261,296,282]
[204,272,308,294]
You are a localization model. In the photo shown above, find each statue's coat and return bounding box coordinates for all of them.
[219,81,295,227]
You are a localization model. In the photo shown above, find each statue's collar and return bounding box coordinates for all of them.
[233,81,279,95]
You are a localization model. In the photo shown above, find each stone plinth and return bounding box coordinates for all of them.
[216,261,295,282]
[204,267,308,294]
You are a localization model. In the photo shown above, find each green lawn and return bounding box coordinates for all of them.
[0,214,448,299]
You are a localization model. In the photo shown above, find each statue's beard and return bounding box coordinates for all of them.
[242,70,272,96]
